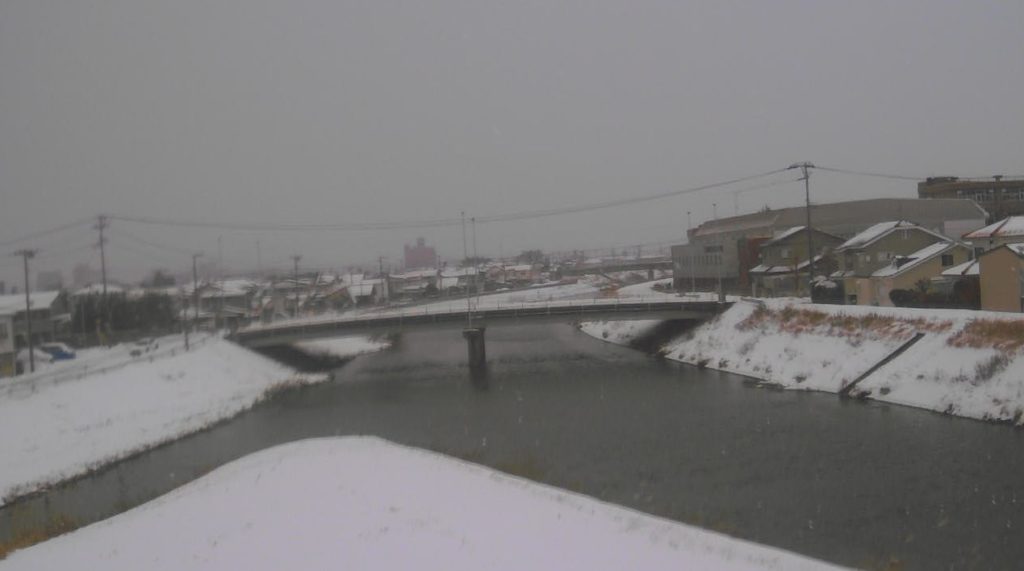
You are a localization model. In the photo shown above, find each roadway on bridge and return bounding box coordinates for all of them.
[234,295,727,348]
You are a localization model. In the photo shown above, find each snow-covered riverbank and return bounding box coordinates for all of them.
[582,298,1024,425]
[292,335,391,359]
[0,437,843,570]
[0,335,326,506]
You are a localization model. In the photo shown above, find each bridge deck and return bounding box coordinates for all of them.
[233,298,728,348]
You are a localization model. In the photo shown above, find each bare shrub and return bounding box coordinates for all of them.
[949,319,1024,352]
[974,354,1009,383]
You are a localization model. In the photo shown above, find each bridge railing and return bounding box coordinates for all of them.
[235,296,726,342]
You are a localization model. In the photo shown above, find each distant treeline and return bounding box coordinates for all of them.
[71,292,177,333]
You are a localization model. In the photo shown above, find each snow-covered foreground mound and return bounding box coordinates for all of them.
[0,335,322,506]
[293,335,390,359]
[583,300,1024,424]
[0,437,843,570]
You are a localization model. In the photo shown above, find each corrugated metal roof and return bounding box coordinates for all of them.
[691,198,987,241]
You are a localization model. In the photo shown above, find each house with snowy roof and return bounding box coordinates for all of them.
[748,226,843,297]
[978,244,1024,312]
[865,241,971,307]
[0,291,72,376]
[962,216,1024,255]
[832,221,958,305]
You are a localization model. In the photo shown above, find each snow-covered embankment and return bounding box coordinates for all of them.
[582,300,1024,425]
[0,437,842,571]
[0,335,335,506]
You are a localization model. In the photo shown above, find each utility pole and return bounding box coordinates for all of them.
[217,235,224,328]
[713,202,723,301]
[95,215,110,340]
[377,255,389,304]
[471,216,479,302]
[291,254,302,318]
[461,211,471,327]
[256,239,262,280]
[789,162,816,298]
[687,211,695,293]
[13,249,37,373]
[181,290,189,351]
[192,253,202,334]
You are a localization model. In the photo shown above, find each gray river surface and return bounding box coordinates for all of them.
[3,323,1024,570]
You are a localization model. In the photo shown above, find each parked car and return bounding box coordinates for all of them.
[39,342,76,361]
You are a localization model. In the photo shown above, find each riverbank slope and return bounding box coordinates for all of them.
[582,298,1024,425]
[0,334,327,506]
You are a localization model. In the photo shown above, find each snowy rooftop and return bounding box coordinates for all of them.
[835,220,948,251]
[750,254,825,275]
[0,291,62,315]
[348,282,380,297]
[941,259,980,277]
[871,241,958,278]
[762,226,844,248]
[71,283,125,297]
[963,216,1024,240]
[762,225,806,246]
[392,268,438,280]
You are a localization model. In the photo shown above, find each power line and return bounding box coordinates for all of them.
[107,228,196,256]
[475,168,792,223]
[108,213,461,232]
[106,167,790,233]
[813,166,923,182]
[0,217,94,248]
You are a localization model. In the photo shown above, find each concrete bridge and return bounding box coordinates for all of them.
[233,298,728,370]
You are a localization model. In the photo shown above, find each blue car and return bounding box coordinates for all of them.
[39,342,76,361]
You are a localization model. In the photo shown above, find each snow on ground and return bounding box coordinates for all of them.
[0,334,321,506]
[0,437,843,571]
[582,299,1024,424]
[292,335,390,359]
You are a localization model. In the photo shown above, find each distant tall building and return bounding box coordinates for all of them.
[36,270,64,291]
[918,176,1024,221]
[404,238,437,270]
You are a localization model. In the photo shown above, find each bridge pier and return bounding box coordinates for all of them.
[462,327,486,370]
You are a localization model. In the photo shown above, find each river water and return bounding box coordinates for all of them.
[3,323,1023,569]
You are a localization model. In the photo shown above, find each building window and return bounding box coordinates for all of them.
[941,254,954,267]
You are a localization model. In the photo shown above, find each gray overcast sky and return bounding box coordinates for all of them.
[1,0,1022,285]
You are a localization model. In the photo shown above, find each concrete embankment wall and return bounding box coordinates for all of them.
[581,300,1024,425]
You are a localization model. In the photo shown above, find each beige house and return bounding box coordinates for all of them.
[749,226,844,297]
[864,241,971,306]
[832,221,953,305]
[978,244,1024,312]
